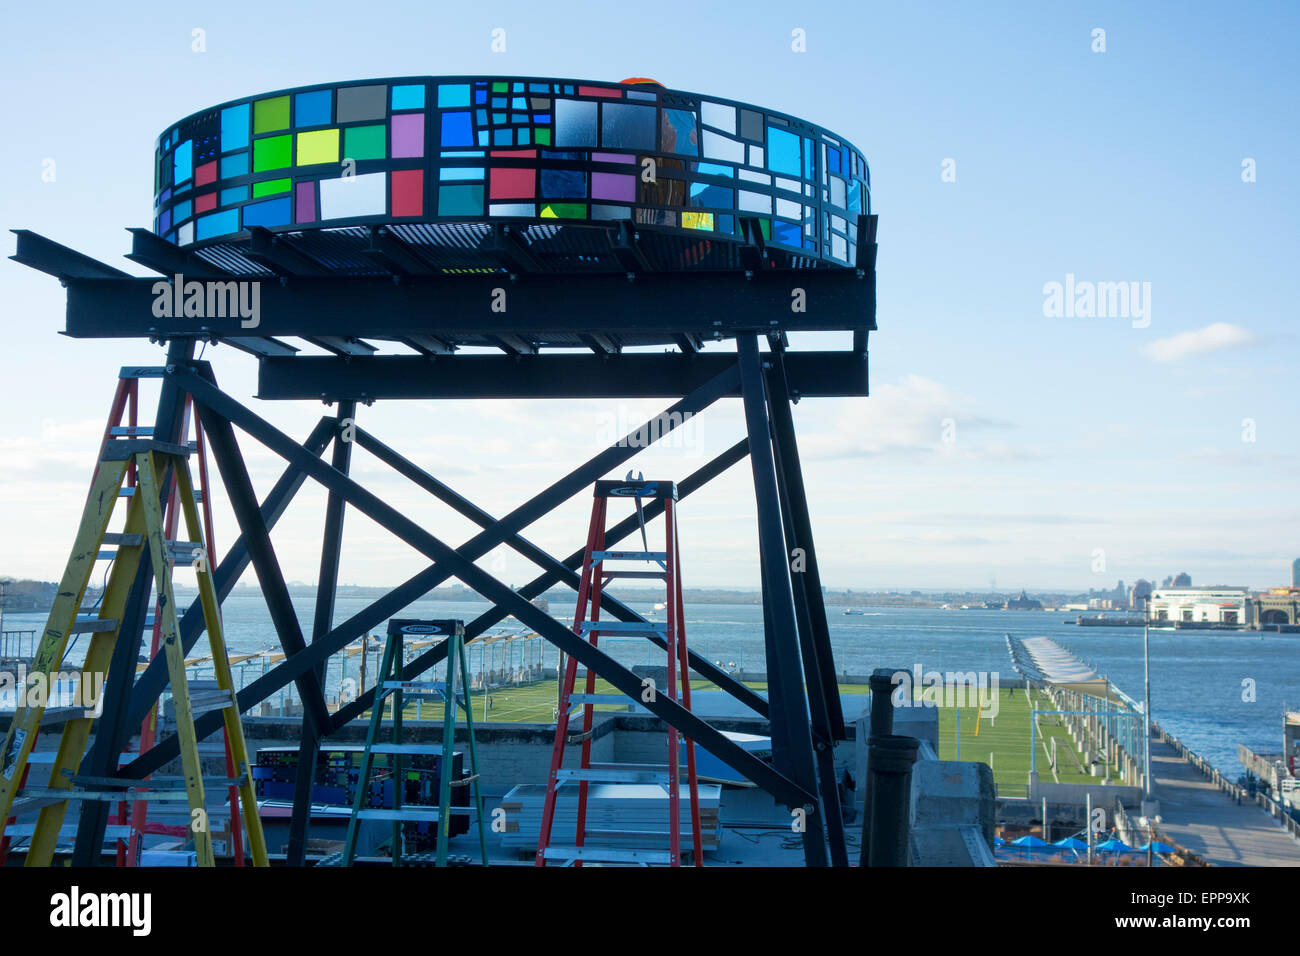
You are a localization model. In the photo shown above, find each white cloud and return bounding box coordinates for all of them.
[1142,322,1255,362]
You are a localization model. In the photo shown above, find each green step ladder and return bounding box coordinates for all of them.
[335,619,488,867]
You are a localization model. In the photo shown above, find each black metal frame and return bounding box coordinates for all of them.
[13,227,872,867]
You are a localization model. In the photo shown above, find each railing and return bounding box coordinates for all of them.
[1,629,37,660]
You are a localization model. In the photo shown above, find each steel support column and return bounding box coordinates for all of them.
[737,334,830,867]
[286,401,355,865]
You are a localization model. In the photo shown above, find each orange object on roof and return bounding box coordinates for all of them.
[621,77,665,86]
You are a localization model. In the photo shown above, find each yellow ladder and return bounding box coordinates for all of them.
[0,439,268,866]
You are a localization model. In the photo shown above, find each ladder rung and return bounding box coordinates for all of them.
[165,540,204,560]
[579,622,667,636]
[70,618,119,634]
[542,846,673,864]
[117,487,136,497]
[18,786,193,803]
[109,426,154,437]
[591,551,668,563]
[367,743,446,756]
[1,824,133,840]
[101,439,192,461]
[584,828,672,838]
[380,681,447,697]
[567,693,647,711]
[187,688,237,710]
[354,807,472,822]
[601,570,668,580]
[60,770,247,789]
[102,532,144,547]
[555,768,668,784]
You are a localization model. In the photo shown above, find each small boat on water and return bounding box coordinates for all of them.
[843,608,867,616]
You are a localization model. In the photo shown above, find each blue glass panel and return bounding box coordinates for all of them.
[475,88,487,104]
[493,113,507,124]
[295,90,332,127]
[476,110,488,125]
[767,127,800,176]
[392,84,426,109]
[477,130,489,146]
[541,168,586,199]
[220,152,249,177]
[197,209,240,240]
[600,103,655,150]
[242,196,292,228]
[533,114,550,124]
[825,143,841,174]
[220,185,249,205]
[662,109,698,155]
[492,128,513,146]
[438,84,470,108]
[440,112,474,147]
[696,162,734,178]
[803,138,814,179]
[173,140,193,185]
[554,99,597,148]
[221,104,250,151]
[172,199,192,223]
[440,166,484,181]
[772,221,801,246]
[689,182,733,208]
[512,97,526,109]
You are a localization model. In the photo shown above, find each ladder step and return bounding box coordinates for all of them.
[367,743,446,756]
[555,768,669,785]
[542,845,673,865]
[567,693,647,712]
[70,618,119,634]
[354,807,473,822]
[165,541,204,560]
[579,621,667,636]
[315,852,344,867]
[108,426,154,437]
[601,570,668,580]
[187,688,237,711]
[60,770,247,789]
[102,532,144,547]
[380,681,448,697]
[591,551,668,563]
[19,786,194,804]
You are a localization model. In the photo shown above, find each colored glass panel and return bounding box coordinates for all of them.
[391,169,423,216]
[253,135,292,172]
[295,90,333,127]
[439,183,483,215]
[221,104,250,150]
[391,113,424,158]
[172,199,192,223]
[173,140,193,184]
[220,185,249,205]
[702,130,744,163]
[591,172,635,202]
[554,99,597,148]
[767,126,801,176]
[220,152,249,177]
[295,181,317,222]
[253,96,290,134]
[438,84,470,108]
[490,166,534,199]
[336,85,386,123]
[440,166,484,181]
[195,192,217,213]
[681,211,714,231]
[297,128,340,165]
[441,112,474,147]
[600,102,655,150]
[701,101,735,133]
[253,178,291,198]
[319,171,386,219]
[391,84,425,110]
[541,168,585,199]
[344,125,386,161]
[661,109,697,155]
[196,209,238,241]
[540,203,585,218]
[195,161,217,187]
[242,196,292,228]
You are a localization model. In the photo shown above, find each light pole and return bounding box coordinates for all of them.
[1143,597,1151,797]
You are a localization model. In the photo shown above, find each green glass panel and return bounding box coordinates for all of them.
[540,202,586,219]
[254,95,291,134]
[534,128,551,145]
[253,134,292,172]
[253,178,291,198]
[344,125,386,161]
[492,82,507,93]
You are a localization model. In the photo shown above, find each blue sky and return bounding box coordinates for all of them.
[0,1,1296,591]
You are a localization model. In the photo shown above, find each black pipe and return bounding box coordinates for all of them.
[866,734,920,867]
[860,668,907,864]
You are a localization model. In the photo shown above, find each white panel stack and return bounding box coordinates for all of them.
[500,782,722,853]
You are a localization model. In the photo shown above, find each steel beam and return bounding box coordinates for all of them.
[256,351,868,401]
[62,270,874,340]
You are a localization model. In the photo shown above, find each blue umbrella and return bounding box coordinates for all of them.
[1137,841,1176,853]
[1096,838,1134,853]
[1053,837,1088,851]
[1011,835,1050,848]
[993,836,1006,846]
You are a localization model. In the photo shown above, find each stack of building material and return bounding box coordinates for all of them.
[499,782,722,853]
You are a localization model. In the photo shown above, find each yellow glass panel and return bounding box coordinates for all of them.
[296,128,340,166]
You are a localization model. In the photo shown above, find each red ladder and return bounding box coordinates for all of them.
[535,478,703,867]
